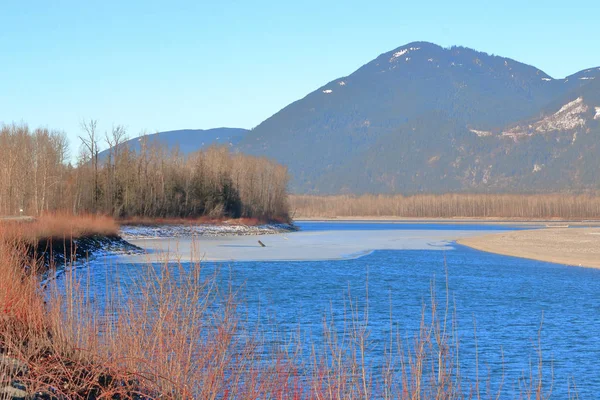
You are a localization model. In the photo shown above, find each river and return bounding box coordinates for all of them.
[55,221,600,397]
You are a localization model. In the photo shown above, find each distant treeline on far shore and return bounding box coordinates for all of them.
[291,194,600,220]
[0,123,290,222]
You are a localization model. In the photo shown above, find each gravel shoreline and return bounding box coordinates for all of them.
[119,223,298,239]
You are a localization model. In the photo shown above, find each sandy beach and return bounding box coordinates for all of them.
[458,228,600,268]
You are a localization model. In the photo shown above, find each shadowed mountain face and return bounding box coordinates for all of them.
[99,128,249,158]
[234,42,600,193]
[102,42,600,194]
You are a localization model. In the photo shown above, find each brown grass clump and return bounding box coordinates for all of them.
[0,214,140,398]
[1,213,118,244]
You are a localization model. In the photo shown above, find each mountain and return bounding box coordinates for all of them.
[235,42,600,193]
[99,128,249,159]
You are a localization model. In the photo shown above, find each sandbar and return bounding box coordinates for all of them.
[458,228,600,268]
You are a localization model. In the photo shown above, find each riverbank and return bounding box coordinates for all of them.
[458,228,600,268]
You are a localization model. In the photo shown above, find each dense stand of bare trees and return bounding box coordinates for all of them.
[0,124,290,221]
[291,194,600,219]
[0,125,70,216]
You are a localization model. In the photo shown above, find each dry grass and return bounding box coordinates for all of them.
[291,194,600,220]
[1,213,118,244]
[0,214,131,398]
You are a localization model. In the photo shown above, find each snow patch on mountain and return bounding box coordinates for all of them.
[534,97,588,132]
[595,107,600,120]
[323,89,333,94]
[541,78,552,81]
[579,77,595,80]
[469,129,493,137]
[502,97,589,139]
[389,47,420,62]
[338,81,346,86]
[532,164,543,173]
[392,49,408,59]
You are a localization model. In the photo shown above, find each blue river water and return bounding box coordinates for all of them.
[57,222,600,398]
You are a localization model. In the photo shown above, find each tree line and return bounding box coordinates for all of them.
[291,193,600,219]
[0,123,290,221]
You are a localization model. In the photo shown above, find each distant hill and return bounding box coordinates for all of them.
[99,128,249,159]
[234,42,600,193]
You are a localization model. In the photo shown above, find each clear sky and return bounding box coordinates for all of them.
[1,0,598,151]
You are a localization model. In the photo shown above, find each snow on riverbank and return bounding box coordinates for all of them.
[120,223,298,239]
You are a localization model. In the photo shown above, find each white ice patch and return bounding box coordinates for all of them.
[338,81,346,86]
[322,89,333,94]
[579,77,595,80]
[469,129,493,137]
[532,164,543,173]
[120,228,486,263]
[541,78,552,81]
[405,57,410,62]
[428,58,434,62]
[595,107,600,120]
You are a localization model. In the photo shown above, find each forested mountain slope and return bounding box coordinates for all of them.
[235,42,600,193]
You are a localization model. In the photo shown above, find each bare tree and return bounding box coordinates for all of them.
[104,125,128,215]
[79,119,99,211]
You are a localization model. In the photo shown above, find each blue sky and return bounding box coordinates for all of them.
[1,0,598,151]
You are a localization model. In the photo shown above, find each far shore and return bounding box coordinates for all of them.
[458,228,600,269]
[295,216,600,226]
